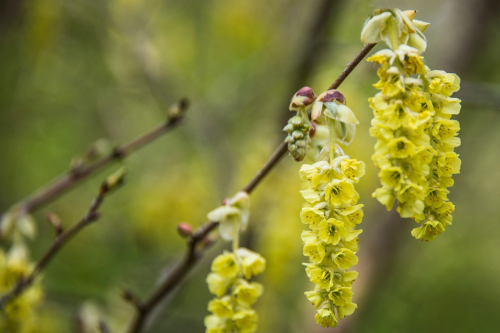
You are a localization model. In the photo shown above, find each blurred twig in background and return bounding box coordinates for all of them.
[0,167,126,310]
[0,99,188,226]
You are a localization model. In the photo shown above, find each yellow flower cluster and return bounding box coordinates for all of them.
[300,155,365,327]
[205,192,266,333]
[362,9,461,241]
[205,248,266,333]
[0,241,42,332]
[297,89,364,327]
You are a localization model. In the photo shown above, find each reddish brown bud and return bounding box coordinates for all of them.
[290,87,316,111]
[309,122,317,138]
[177,222,193,238]
[317,90,346,105]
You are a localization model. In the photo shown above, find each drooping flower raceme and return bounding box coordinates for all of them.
[296,89,365,327]
[362,9,461,241]
[0,237,42,332]
[205,192,266,333]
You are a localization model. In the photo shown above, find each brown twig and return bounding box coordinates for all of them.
[126,43,377,333]
[328,43,377,90]
[0,99,188,223]
[126,221,218,333]
[0,171,125,308]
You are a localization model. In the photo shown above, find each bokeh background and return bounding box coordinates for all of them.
[1,0,500,332]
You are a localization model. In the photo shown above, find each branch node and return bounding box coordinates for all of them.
[46,212,64,235]
[122,289,144,311]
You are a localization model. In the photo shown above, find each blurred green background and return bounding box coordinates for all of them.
[1,0,500,332]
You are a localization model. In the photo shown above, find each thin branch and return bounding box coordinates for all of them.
[242,142,288,193]
[0,172,124,308]
[126,221,218,333]
[0,99,188,221]
[126,43,377,333]
[328,43,377,90]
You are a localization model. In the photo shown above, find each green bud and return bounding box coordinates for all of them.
[283,124,294,132]
[292,131,304,140]
[101,167,126,194]
[16,213,36,239]
[291,116,304,127]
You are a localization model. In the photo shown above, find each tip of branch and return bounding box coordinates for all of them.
[167,98,189,120]
[100,167,127,195]
[46,212,64,235]
[122,289,143,311]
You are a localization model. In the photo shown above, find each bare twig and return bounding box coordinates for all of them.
[328,43,377,90]
[0,171,125,308]
[126,43,377,333]
[0,99,188,223]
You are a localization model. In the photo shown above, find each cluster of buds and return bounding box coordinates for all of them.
[362,9,461,241]
[294,89,365,327]
[284,87,316,161]
[204,192,266,333]
[0,237,42,331]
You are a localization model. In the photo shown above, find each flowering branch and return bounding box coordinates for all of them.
[125,42,377,333]
[0,169,126,309]
[0,99,188,223]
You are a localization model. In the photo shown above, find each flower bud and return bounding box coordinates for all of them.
[283,123,294,133]
[309,122,317,138]
[291,116,304,127]
[284,114,312,162]
[101,167,126,194]
[176,222,193,238]
[167,98,188,120]
[292,130,304,140]
[47,212,63,235]
[289,87,316,112]
[311,90,346,123]
[403,10,417,21]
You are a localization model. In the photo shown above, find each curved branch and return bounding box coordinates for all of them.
[0,173,124,308]
[126,43,377,333]
[0,99,188,222]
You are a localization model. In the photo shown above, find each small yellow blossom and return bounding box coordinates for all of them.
[208,297,233,318]
[317,219,347,245]
[235,248,266,280]
[325,180,356,206]
[211,252,239,279]
[315,308,338,328]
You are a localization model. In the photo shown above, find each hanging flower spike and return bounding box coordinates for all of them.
[205,192,266,333]
[297,89,365,328]
[284,87,316,162]
[0,236,42,331]
[364,9,461,241]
